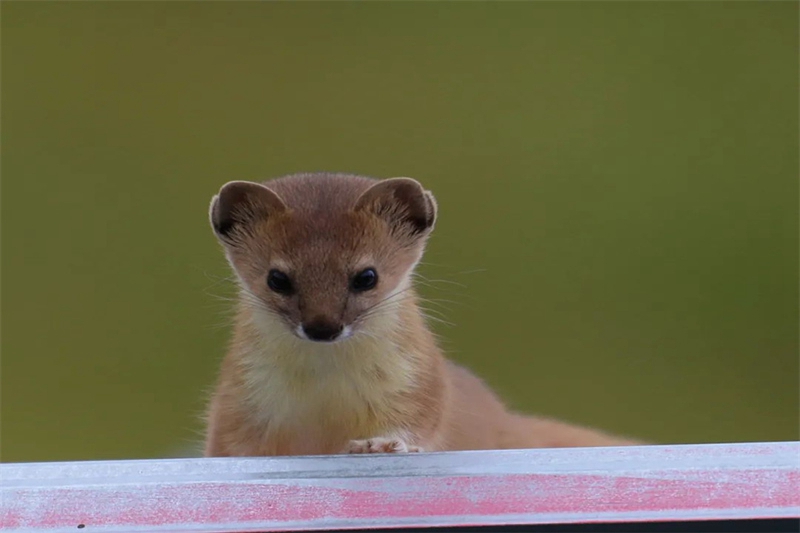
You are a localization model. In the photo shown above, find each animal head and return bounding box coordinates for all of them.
[209,173,437,343]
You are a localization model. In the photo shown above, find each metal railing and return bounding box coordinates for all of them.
[2,442,799,532]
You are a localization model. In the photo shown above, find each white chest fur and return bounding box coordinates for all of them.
[239,310,418,439]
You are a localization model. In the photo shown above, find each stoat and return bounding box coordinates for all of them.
[204,172,640,456]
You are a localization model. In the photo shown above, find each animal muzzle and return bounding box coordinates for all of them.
[300,318,344,342]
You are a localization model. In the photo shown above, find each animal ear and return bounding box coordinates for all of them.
[354,177,437,235]
[209,181,287,242]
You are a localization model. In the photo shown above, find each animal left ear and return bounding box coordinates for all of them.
[354,177,437,235]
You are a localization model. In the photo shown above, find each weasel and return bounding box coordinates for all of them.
[204,172,640,456]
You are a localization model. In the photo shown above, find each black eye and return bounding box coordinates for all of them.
[267,269,294,294]
[351,268,378,292]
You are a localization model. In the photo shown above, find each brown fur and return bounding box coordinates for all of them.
[204,172,641,457]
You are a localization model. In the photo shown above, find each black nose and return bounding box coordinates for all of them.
[302,320,343,342]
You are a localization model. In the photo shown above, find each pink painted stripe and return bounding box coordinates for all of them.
[2,442,799,532]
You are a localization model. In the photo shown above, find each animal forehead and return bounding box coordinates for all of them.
[267,217,377,269]
[276,211,371,246]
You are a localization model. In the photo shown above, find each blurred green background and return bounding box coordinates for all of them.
[2,2,797,462]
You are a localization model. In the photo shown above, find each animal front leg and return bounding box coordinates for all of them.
[344,437,424,454]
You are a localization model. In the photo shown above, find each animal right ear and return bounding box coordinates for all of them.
[209,181,287,242]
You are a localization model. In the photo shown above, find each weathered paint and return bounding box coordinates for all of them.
[2,442,798,532]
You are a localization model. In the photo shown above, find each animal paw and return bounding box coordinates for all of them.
[345,437,423,454]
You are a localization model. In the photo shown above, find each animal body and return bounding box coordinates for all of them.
[204,172,640,456]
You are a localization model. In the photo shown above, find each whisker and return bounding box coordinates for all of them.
[413,273,468,289]
[357,293,417,321]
